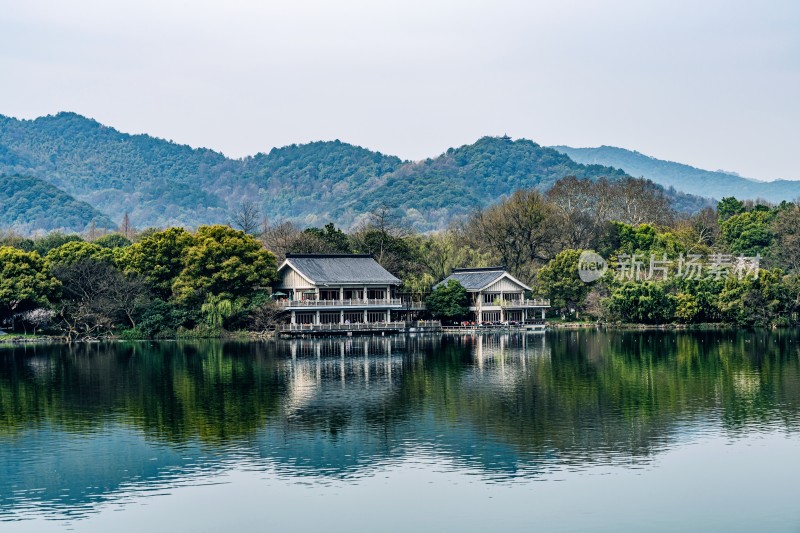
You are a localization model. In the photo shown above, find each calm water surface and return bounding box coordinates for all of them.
[1,331,799,532]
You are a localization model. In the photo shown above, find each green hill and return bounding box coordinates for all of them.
[243,136,655,230]
[552,145,800,203]
[238,140,404,227]
[0,112,236,228]
[360,136,630,229]
[0,174,115,233]
[0,113,712,232]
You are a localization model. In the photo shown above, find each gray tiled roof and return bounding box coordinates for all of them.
[435,269,505,291]
[284,254,401,285]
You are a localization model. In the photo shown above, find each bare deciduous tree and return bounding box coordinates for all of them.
[546,176,676,250]
[249,300,283,334]
[349,205,415,275]
[230,200,262,235]
[87,220,97,242]
[772,203,800,273]
[260,221,329,261]
[120,212,133,240]
[464,189,561,281]
[52,260,150,340]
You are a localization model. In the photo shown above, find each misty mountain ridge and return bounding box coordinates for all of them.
[0,112,785,234]
[552,145,800,203]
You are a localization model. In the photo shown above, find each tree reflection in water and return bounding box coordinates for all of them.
[0,330,798,519]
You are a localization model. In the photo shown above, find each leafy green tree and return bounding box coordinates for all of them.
[607,282,675,324]
[536,249,591,317]
[172,225,278,304]
[136,299,197,338]
[45,241,115,267]
[720,210,775,256]
[673,292,700,323]
[120,227,196,299]
[0,246,61,323]
[614,223,658,255]
[351,226,419,280]
[95,233,132,249]
[665,277,724,323]
[649,227,711,257]
[717,197,745,221]
[716,269,794,326]
[33,232,83,256]
[200,294,238,329]
[403,273,437,301]
[303,223,351,253]
[425,279,469,320]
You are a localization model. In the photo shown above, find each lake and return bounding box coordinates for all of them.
[1,330,799,532]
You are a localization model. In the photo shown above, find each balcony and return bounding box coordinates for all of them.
[472,298,550,310]
[278,298,425,310]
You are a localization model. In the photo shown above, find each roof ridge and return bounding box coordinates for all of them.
[286,253,375,259]
[451,266,506,272]
[280,254,402,285]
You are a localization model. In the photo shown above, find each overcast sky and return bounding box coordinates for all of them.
[1,0,797,180]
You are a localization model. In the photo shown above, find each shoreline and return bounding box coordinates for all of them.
[549,322,767,331]
[0,322,788,344]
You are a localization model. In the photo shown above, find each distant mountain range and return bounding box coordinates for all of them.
[1,112,791,235]
[552,145,800,204]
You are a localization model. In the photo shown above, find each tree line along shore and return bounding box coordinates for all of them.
[1,176,799,340]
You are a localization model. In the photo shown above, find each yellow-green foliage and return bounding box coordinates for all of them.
[0,246,60,319]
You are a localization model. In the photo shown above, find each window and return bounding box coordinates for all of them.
[367,289,386,300]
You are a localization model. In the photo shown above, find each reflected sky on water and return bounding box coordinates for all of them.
[1,331,799,531]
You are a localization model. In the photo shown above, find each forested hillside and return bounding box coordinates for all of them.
[1,113,712,233]
[359,137,632,229]
[0,113,237,228]
[553,145,800,203]
[237,140,404,227]
[0,174,114,233]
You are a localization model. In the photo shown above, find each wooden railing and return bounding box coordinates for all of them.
[478,299,550,308]
[278,299,427,309]
[278,322,407,332]
[278,298,403,308]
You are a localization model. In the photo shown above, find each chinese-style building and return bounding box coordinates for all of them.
[435,267,549,323]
